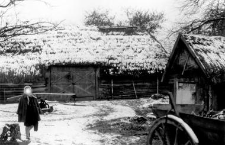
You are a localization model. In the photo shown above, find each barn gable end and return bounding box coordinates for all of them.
[163,33,225,111]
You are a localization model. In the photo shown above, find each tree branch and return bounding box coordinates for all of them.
[0,0,23,8]
[148,32,167,53]
[187,17,225,33]
[0,21,62,41]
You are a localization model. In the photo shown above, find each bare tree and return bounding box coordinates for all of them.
[0,0,59,41]
[171,0,225,36]
[126,9,167,53]
[84,9,115,27]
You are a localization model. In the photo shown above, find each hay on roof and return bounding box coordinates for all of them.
[183,34,225,77]
[0,26,167,78]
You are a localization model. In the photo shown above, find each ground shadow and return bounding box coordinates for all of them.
[87,117,150,145]
[0,110,16,113]
[61,103,86,106]
[0,140,30,145]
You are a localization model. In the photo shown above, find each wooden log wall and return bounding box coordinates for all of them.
[99,79,171,99]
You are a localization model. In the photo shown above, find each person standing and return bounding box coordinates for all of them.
[17,86,41,141]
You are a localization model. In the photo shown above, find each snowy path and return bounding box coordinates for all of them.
[0,100,137,145]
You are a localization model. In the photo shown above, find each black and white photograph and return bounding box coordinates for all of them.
[0,0,225,144]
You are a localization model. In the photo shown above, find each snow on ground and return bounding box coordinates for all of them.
[0,99,142,145]
[0,98,164,145]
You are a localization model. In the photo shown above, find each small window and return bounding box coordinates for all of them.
[176,82,196,104]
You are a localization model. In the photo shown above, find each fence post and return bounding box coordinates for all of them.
[3,88,5,103]
[132,81,138,99]
[111,79,113,99]
[157,76,159,94]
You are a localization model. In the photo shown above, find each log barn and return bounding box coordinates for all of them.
[0,26,167,102]
[162,33,225,111]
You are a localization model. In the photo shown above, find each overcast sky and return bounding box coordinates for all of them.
[9,0,180,29]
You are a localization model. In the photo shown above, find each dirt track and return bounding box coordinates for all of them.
[0,99,157,145]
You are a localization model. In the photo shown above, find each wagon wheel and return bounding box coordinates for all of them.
[147,114,199,145]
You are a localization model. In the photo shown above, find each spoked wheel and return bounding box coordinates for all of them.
[147,114,199,145]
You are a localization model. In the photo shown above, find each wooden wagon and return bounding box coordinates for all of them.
[147,92,225,145]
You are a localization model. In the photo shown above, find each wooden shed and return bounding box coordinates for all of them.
[0,26,167,101]
[162,33,225,111]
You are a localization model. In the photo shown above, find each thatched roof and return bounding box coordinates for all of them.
[0,26,167,77]
[183,34,225,74]
[163,33,225,83]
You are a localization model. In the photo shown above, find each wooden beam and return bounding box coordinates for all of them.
[182,55,190,75]
[111,79,113,99]
[132,81,138,99]
[95,68,99,100]
[3,88,5,103]
[161,33,182,82]
[49,66,52,93]
[174,78,178,104]
[7,93,76,100]
[157,73,159,94]
[35,93,76,95]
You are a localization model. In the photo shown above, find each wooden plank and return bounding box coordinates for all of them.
[74,84,93,96]
[0,83,32,86]
[34,93,75,95]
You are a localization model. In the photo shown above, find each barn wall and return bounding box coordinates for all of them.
[47,65,170,100]
[98,75,171,99]
[2,64,169,102]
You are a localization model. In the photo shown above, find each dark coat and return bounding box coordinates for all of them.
[17,94,41,131]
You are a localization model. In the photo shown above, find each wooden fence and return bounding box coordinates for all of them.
[99,80,171,99]
[0,83,46,103]
[0,80,171,102]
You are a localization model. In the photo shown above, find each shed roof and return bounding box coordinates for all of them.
[0,26,167,76]
[163,33,225,83]
[183,34,225,74]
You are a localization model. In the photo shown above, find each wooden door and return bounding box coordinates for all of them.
[50,66,98,99]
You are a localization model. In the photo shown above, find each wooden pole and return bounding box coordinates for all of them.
[95,68,99,100]
[49,66,52,93]
[3,88,5,103]
[182,56,189,75]
[157,68,159,94]
[111,79,113,99]
[157,75,159,94]
[208,85,212,111]
[132,81,138,99]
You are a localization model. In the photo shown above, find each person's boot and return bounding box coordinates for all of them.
[25,126,31,141]
[27,133,30,140]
